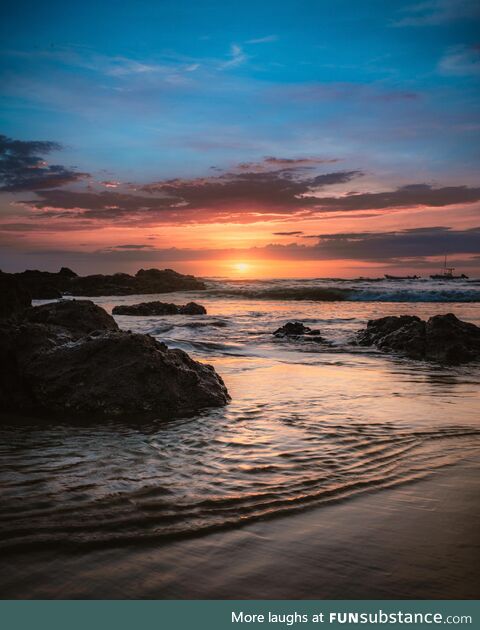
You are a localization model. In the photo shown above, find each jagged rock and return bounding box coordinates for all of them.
[0,271,31,319]
[112,301,206,316]
[0,300,229,419]
[356,313,480,364]
[356,315,422,346]
[273,321,327,343]
[23,299,119,336]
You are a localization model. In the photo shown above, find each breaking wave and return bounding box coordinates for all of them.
[207,286,480,303]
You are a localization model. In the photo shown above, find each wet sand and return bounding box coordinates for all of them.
[1,456,479,599]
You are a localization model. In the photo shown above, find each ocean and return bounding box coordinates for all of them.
[0,276,479,597]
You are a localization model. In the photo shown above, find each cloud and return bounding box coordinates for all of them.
[304,184,480,212]
[0,134,89,192]
[13,170,480,229]
[273,231,304,236]
[221,44,248,69]
[111,244,154,250]
[237,156,341,171]
[438,45,480,77]
[5,227,477,270]
[246,35,278,44]
[393,0,480,27]
[300,226,480,261]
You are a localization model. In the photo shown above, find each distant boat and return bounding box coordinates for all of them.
[384,274,420,280]
[430,256,468,280]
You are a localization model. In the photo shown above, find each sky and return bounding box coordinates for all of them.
[0,0,479,278]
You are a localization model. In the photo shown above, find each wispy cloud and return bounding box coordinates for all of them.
[246,35,278,44]
[438,45,480,77]
[393,0,480,27]
[220,44,248,69]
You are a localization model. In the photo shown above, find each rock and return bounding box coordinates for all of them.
[0,271,31,319]
[424,313,480,364]
[112,301,207,316]
[356,315,422,346]
[0,300,229,419]
[179,302,207,315]
[113,301,180,316]
[135,268,206,293]
[23,299,119,336]
[356,315,425,359]
[22,332,229,418]
[273,321,327,343]
[59,267,77,278]
[12,269,71,299]
[356,313,480,364]
[8,267,206,299]
[70,272,137,297]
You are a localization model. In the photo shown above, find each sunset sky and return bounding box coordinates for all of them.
[1,0,479,278]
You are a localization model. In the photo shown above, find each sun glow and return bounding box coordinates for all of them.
[232,262,251,274]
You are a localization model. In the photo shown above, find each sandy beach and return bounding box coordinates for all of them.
[1,456,478,599]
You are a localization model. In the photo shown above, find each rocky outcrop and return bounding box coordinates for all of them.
[112,301,207,316]
[70,268,206,296]
[134,268,206,293]
[0,300,229,419]
[7,267,206,299]
[23,299,119,336]
[13,267,76,299]
[356,313,480,364]
[21,332,229,418]
[273,321,327,343]
[0,271,31,319]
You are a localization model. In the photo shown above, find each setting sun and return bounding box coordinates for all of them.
[232,262,251,274]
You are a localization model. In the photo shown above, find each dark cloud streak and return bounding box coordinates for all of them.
[0,134,89,192]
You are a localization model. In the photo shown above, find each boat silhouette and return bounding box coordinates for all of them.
[430,256,468,280]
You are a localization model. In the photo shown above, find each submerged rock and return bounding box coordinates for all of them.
[0,271,31,319]
[7,267,206,298]
[356,313,480,364]
[273,321,327,343]
[0,300,229,419]
[112,301,207,316]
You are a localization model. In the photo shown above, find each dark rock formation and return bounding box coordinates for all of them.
[12,269,72,299]
[273,321,327,343]
[59,267,77,278]
[0,300,229,419]
[356,313,480,364]
[179,302,207,315]
[7,267,206,299]
[0,271,31,319]
[23,299,119,336]
[424,314,480,364]
[134,268,206,293]
[22,332,229,418]
[112,301,207,316]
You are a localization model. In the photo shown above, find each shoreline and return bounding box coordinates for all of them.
[1,456,479,599]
